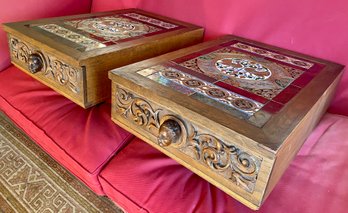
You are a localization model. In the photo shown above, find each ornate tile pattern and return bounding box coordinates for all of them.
[232,42,314,69]
[123,13,178,29]
[37,13,181,51]
[180,49,304,100]
[167,40,325,116]
[38,24,106,51]
[65,15,160,43]
[138,65,263,116]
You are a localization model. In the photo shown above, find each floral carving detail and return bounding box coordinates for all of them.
[115,87,161,130]
[187,131,260,193]
[44,59,80,94]
[9,37,81,94]
[114,86,261,193]
[10,37,31,63]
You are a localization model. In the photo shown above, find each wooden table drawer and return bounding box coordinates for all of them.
[109,35,344,209]
[3,9,204,108]
[111,84,274,208]
[9,35,85,104]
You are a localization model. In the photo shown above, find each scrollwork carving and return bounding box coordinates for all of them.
[45,58,80,94]
[115,87,161,130]
[114,86,261,193]
[9,36,81,94]
[10,37,31,63]
[187,131,260,193]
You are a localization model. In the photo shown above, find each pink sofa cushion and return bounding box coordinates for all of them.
[99,137,241,213]
[0,66,133,194]
[99,113,348,213]
[91,0,348,116]
[0,0,91,72]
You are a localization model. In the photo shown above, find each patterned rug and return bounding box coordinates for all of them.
[0,111,123,213]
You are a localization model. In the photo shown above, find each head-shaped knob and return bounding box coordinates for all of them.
[158,119,181,147]
[28,53,44,73]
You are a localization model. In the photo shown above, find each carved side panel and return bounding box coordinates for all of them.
[114,86,262,193]
[9,36,82,94]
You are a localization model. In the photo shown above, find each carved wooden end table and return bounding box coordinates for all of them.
[109,35,343,209]
[3,9,203,108]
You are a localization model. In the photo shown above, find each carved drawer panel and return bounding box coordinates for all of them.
[9,36,84,104]
[111,85,273,206]
[3,9,203,108]
[109,35,344,209]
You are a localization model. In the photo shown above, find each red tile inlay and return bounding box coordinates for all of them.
[172,46,224,64]
[103,41,116,46]
[219,40,239,47]
[231,42,315,70]
[272,84,301,104]
[168,39,325,115]
[291,72,315,88]
[172,52,202,64]
[307,63,326,75]
[63,13,184,47]
[227,45,311,71]
[120,13,181,30]
[261,101,284,113]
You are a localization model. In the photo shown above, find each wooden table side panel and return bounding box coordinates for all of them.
[111,83,276,209]
[7,34,86,107]
[261,72,343,203]
[262,64,343,150]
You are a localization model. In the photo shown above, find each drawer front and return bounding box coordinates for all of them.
[111,84,274,209]
[8,35,85,106]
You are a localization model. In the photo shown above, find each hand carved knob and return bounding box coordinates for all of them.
[158,120,181,147]
[28,53,44,73]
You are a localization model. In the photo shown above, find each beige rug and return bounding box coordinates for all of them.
[0,111,123,213]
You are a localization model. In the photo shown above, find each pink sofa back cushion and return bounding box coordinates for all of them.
[91,0,348,116]
[0,0,92,72]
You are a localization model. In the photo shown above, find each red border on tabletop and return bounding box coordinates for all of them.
[169,39,326,114]
[62,12,185,47]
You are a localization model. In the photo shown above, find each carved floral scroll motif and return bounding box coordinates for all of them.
[9,36,81,94]
[114,86,262,193]
[115,87,161,131]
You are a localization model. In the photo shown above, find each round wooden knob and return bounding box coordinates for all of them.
[28,53,44,73]
[158,120,181,147]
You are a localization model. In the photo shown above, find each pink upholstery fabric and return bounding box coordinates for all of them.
[91,0,139,12]
[91,0,348,116]
[99,137,240,213]
[0,66,133,194]
[0,0,92,72]
[100,113,348,213]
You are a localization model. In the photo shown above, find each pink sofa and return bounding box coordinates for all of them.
[1,0,348,212]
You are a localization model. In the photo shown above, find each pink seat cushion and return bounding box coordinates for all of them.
[0,66,134,194]
[100,113,348,213]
